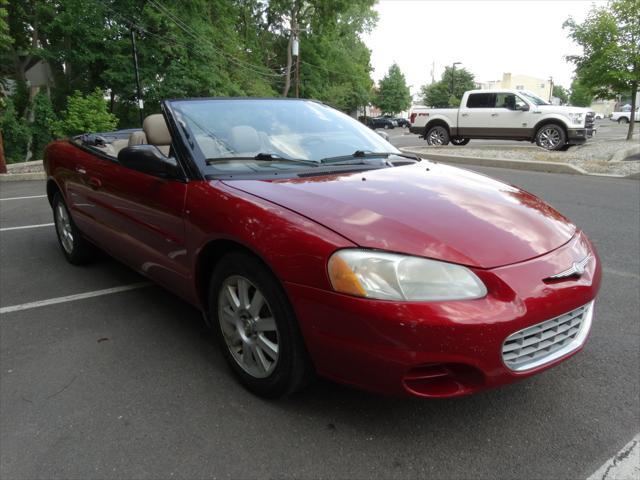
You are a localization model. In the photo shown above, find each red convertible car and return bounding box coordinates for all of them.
[44,98,601,398]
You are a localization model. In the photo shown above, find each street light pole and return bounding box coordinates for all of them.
[451,62,461,102]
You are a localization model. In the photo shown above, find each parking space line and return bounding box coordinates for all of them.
[0,282,152,314]
[0,195,47,201]
[0,223,54,232]
[588,433,639,480]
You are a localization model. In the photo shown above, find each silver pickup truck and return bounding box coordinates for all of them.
[409,89,595,150]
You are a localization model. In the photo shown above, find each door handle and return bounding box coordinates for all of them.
[461,113,468,117]
[88,177,102,189]
[491,113,499,117]
[75,166,87,175]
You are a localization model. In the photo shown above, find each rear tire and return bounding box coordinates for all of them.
[425,125,450,146]
[618,117,629,124]
[535,124,566,150]
[208,252,313,398]
[52,193,97,265]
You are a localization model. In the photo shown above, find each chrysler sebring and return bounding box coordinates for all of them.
[43,98,601,398]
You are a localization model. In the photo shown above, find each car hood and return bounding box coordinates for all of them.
[224,162,576,269]
[536,105,591,115]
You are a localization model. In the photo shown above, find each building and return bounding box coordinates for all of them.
[478,73,552,100]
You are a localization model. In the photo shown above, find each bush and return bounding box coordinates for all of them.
[0,97,30,163]
[53,88,118,137]
[30,91,57,160]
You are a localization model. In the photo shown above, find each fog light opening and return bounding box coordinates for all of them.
[402,363,485,398]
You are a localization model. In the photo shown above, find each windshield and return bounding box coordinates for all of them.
[518,91,550,106]
[169,99,399,172]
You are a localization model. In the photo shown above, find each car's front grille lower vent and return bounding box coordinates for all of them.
[502,302,593,371]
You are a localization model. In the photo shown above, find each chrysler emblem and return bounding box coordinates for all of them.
[545,255,590,281]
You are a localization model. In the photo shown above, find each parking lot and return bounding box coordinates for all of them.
[1,167,639,479]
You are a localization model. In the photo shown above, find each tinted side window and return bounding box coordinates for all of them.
[466,93,495,108]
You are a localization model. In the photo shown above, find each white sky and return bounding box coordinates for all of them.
[362,0,607,96]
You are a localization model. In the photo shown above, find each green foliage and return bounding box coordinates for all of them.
[1,0,379,159]
[564,0,639,138]
[564,0,639,98]
[569,78,594,107]
[0,97,30,163]
[419,66,475,107]
[0,0,11,51]
[31,91,57,159]
[552,85,569,104]
[53,89,118,137]
[374,63,411,114]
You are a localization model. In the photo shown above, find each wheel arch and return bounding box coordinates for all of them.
[423,119,451,136]
[194,238,278,310]
[533,118,569,139]
[46,177,62,207]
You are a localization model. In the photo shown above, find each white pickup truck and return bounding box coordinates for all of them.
[611,108,639,124]
[409,89,595,150]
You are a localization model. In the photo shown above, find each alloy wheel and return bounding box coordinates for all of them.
[55,202,74,254]
[217,275,279,378]
[538,127,561,149]
[428,127,447,145]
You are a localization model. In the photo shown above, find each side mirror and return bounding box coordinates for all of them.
[117,145,179,178]
[517,104,530,111]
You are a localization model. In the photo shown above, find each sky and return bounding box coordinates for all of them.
[362,0,607,96]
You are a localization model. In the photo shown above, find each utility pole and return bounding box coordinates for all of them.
[549,76,554,102]
[293,35,300,98]
[451,62,461,100]
[130,28,144,126]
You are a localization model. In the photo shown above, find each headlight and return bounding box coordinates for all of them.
[567,113,584,125]
[328,249,487,301]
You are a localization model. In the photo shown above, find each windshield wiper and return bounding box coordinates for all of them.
[206,153,318,166]
[320,150,420,165]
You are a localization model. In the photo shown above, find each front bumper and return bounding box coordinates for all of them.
[285,232,601,398]
[567,127,596,144]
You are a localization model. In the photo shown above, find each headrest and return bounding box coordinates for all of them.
[228,126,261,154]
[143,114,171,146]
[128,131,147,147]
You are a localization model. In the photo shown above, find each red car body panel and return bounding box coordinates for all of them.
[44,137,602,398]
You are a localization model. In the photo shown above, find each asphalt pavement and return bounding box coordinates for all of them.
[1,168,639,479]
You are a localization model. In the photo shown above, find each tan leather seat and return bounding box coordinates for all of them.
[128,131,147,147]
[142,114,171,156]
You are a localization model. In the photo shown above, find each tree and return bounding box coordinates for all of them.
[569,78,594,107]
[564,0,640,140]
[374,63,411,114]
[553,85,569,104]
[53,89,118,137]
[419,66,475,107]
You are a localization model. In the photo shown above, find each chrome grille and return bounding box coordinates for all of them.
[502,302,594,371]
[585,112,595,129]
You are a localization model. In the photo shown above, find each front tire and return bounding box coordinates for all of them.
[535,124,566,150]
[208,252,313,398]
[425,125,450,146]
[450,137,470,146]
[618,117,629,124]
[52,193,97,264]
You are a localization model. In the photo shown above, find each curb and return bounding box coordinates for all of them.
[401,148,640,180]
[0,172,46,182]
[611,144,640,162]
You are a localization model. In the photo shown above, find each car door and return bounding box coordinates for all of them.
[458,92,498,137]
[83,151,192,300]
[491,92,535,138]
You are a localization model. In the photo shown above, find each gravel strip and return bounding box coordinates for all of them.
[422,140,640,175]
